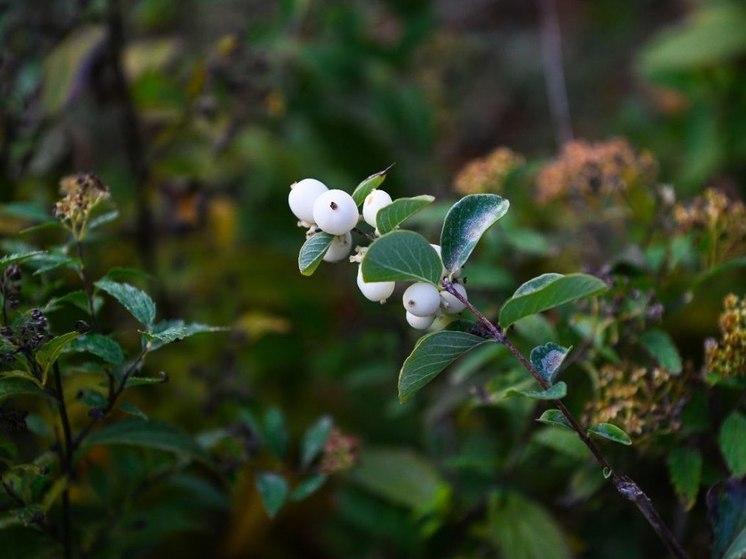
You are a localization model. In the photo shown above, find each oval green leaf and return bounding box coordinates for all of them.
[667,448,702,511]
[256,472,289,518]
[0,377,49,403]
[530,342,571,385]
[67,334,125,365]
[376,195,435,235]
[719,412,746,477]
[440,194,509,273]
[95,279,156,328]
[505,381,567,400]
[536,409,572,430]
[36,331,81,385]
[301,415,333,469]
[82,418,210,463]
[362,230,442,285]
[351,164,394,206]
[291,474,328,502]
[499,273,608,328]
[399,330,491,402]
[298,232,334,276]
[587,423,632,445]
[640,329,682,375]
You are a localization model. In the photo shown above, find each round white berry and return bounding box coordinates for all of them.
[440,283,468,313]
[402,282,440,317]
[406,311,435,330]
[357,265,395,303]
[362,189,393,228]
[289,178,328,223]
[323,232,352,262]
[313,189,359,235]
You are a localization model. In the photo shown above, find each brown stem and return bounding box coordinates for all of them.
[52,363,73,559]
[441,279,689,559]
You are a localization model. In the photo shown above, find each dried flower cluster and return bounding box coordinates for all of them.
[584,362,686,442]
[454,147,524,195]
[535,138,658,204]
[320,428,359,474]
[1,309,49,372]
[53,173,110,241]
[705,294,746,380]
[674,188,746,266]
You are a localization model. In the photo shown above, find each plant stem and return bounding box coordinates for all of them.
[441,279,689,559]
[53,363,73,559]
[75,241,97,331]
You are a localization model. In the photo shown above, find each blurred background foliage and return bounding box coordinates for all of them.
[0,0,745,557]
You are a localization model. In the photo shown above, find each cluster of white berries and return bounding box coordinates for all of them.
[289,177,468,331]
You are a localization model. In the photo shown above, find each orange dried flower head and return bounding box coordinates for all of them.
[584,362,687,445]
[54,173,110,240]
[535,138,658,204]
[454,147,524,195]
[706,294,746,380]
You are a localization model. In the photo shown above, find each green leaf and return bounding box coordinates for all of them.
[125,372,169,387]
[484,490,571,559]
[351,448,447,511]
[0,202,51,222]
[291,474,328,502]
[77,389,107,408]
[67,334,125,365]
[35,331,81,384]
[640,329,682,375]
[119,401,148,421]
[0,377,48,402]
[362,230,442,285]
[40,25,106,115]
[640,5,746,76]
[256,472,289,518]
[536,409,572,430]
[440,194,509,273]
[95,279,156,328]
[719,412,746,477]
[88,210,119,230]
[667,448,702,511]
[82,418,209,463]
[533,428,588,460]
[0,251,46,271]
[587,423,632,446]
[505,381,567,400]
[143,321,225,350]
[708,478,746,559]
[264,407,289,459]
[398,331,492,402]
[298,232,334,276]
[30,253,79,275]
[376,195,435,235]
[530,343,571,384]
[301,415,333,469]
[351,164,394,206]
[499,273,608,328]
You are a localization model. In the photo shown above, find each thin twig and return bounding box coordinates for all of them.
[441,279,689,559]
[537,0,573,147]
[75,241,97,331]
[53,362,73,559]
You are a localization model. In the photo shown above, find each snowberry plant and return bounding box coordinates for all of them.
[289,168,690,559]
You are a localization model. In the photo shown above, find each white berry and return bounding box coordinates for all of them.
[357,265,395,303]
[289,178,328,223]
[402,282,440,317]
[363,189,393,228]
[323,232,352,262]
[440,283,468,313]
[406,311,434,330]
[313,189,359,235]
